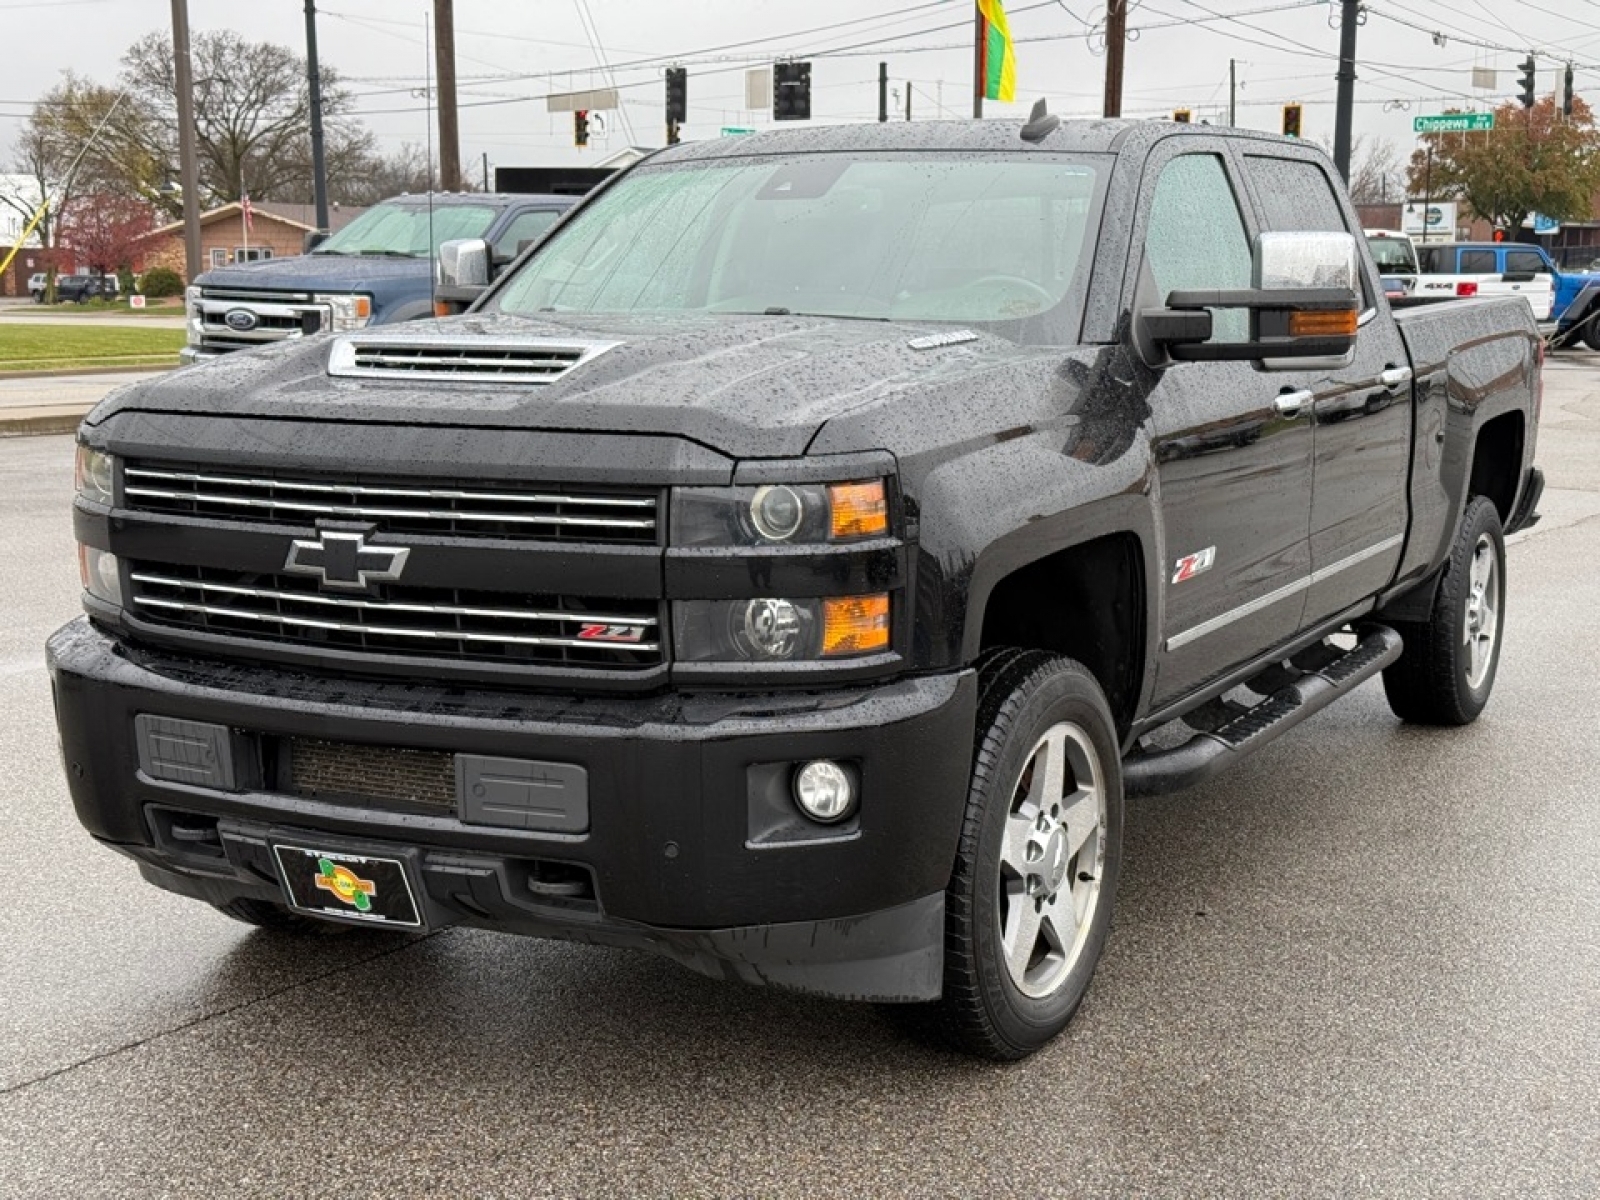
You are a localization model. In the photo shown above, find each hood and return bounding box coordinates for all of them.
[194,253,427,292]
[89,311,1062,459]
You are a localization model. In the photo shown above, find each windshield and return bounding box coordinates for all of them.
[494,154,1103,339]
[314,201,498,258]
[1367,236,1417,273]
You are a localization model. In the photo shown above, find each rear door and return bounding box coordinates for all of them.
[1501,246,1556,321]
[1134,141,1315,705]
[1238,150,1411,628]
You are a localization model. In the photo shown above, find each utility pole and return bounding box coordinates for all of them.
[1332,0,1359,181]
[434,0,461,191]
[1229,58,1237,127]
[879,62,888,123]
[170,0,201,281]
[304,0,330,232]
[482,152,490,192]
[1104,0,1127,117]
[906,83,913,122]
[972,9,985,117]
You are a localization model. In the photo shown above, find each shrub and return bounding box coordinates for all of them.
[139,266,185,299]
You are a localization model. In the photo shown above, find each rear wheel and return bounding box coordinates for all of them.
[1383,495,1506,725]
[907,651,1123,1061]
[1584,322,1600,353]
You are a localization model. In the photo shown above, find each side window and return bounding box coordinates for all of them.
[493,209,562,260]
[1460,249,1497,273]
[1144,154,1252,342]
[1505,249,1546,276]
[1243,156,1348,234]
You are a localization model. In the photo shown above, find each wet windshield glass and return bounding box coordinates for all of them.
[1367,236,1417,273]
[314,202,498,258]
[495,155,1102,339]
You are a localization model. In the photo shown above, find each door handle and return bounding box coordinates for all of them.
[1380,366,1413,389]
[1274,389,1313,418]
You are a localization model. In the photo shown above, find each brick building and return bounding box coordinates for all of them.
[145,201,367,281]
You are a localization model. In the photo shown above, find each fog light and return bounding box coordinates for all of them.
[794,760,854,823]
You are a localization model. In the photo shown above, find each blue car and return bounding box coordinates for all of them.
[181,192,576,363]
[1415,240,1600,349]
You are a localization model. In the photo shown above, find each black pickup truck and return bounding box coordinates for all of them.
[50,114,1542,1061]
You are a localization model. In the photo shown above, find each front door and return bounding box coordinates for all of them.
[1136,147,1315,706]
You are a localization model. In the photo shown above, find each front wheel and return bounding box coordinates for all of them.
[918,651,1124,1061]
[1383,495,1506,725]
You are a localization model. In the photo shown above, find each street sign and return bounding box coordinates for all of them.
[721,126,755,136]
[1413,112,1494,134]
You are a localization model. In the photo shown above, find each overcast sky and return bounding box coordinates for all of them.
[0,0,1595,186]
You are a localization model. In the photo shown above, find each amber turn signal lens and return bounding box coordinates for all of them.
[821,594,890,657]
[1288,309,1358,337]
[828,481,888,540]
[433,301,453,318]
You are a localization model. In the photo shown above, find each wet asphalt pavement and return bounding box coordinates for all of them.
[2,362,1598,1198]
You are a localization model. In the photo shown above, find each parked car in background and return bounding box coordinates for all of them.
[1413,241,1600,348]
[28,272,47,302]
[181,192,577,363]
[53,274,120,304]
[1364,229,1418,298]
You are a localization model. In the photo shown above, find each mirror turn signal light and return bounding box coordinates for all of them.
[828,481,888,540]
[1288,309,1359,337]
[821,593,890,657]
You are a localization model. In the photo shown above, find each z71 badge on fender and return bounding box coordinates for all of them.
[1172,546,1217,584]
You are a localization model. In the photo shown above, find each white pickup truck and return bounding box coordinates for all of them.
[1413,241,1555,321]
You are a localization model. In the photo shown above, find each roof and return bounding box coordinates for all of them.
[382,191,573,207]
[653,117,1308,164]
[152,200,370,237]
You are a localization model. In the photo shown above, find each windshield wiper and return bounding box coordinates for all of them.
[353,249,422,258]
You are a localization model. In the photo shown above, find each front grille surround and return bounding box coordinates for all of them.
[124,463,661,545]
[128,563,663,672]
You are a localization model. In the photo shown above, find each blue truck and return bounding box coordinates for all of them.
[1414,240,1600,349]
[181,192,575,364]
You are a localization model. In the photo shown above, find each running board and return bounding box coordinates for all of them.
[1123,624,1403,798]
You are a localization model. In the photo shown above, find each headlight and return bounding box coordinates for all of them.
[77,545,122,607]
[184,286,202,346]
[672,479,889,547]
[315,293,373,331]
[673,594,890,662]
[74,445,115,505]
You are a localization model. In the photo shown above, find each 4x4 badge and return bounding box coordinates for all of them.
[313,858,375,912]
[283,530,409,591]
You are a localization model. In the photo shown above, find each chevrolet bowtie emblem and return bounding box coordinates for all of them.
[282,529,410,591]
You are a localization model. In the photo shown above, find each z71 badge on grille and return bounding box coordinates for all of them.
[283,529,410,591]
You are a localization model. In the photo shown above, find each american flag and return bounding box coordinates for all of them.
[241,193,254,234]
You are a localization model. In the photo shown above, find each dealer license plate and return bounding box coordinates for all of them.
[271,843,423,928]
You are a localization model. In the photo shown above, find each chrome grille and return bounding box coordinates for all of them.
[196,288,327,351]
[128,564,662,669]
[328,333,615,384]
[123,464,659,544]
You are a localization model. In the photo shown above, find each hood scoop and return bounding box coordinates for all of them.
[328,332,619,385]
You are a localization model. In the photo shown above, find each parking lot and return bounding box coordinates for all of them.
[1,358,1598,1197]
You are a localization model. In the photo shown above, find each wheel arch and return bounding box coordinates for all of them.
[1469,408,1525,525]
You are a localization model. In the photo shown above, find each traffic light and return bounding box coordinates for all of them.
[1173,109,1192,123]
[665,67,688,124]
[1564,63,1575,117]
[1281,103,1302,138]
[773,60,812,121]
[1518,56,1536,109]
[574,109,589,148]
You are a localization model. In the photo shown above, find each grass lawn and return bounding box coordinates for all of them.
[19,299,185,316]
[0,324,185,371]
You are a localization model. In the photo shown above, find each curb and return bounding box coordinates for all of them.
[0,408,90,438]
[0,363,174,382]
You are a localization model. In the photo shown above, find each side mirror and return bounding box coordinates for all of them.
[437,238,490,290]
[1139,231,1360,367]
[303,230,329,254]
[435,238,491,315]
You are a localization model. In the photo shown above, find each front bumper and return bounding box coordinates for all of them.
[47,619,976,1001]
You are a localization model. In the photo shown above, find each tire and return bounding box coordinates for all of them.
[211,897,352,935]
[1584,322,1600,353]
[1382,495,1506,725]
[909,650,1124,1061]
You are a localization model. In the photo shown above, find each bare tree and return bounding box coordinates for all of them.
[1347,137,1403,206]
[3,119,66,246]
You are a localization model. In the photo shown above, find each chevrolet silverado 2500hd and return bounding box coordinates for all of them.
[50,115,1542,1060]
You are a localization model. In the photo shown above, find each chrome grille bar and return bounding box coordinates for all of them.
[125,468,654,509]
[123,487,656,531]
[130,572,656,627]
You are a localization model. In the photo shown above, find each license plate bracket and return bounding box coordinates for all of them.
[271,841,424,928]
